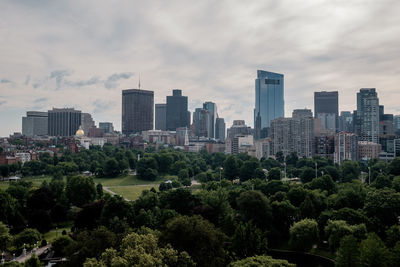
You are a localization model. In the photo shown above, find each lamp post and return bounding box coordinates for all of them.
[219,167,223,181]
[368,166,371,184]
[315,162,318,179]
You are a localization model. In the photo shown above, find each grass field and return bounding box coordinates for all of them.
[0,174,175,201]
[43,227,71,242]
[94,174,166,186]
[0,176,53,190]
[110,185,158,200]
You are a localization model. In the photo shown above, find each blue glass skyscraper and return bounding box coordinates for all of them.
[254,70,284,139]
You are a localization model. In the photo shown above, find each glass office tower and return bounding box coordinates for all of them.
[122,89,154,135]
[254,70,284,139]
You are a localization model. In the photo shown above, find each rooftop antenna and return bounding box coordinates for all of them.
[138,74,141,89]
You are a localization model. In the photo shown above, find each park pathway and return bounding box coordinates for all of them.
[15,244,51,263]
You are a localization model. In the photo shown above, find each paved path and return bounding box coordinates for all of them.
[15,244,51,263]
[102,186,130,201]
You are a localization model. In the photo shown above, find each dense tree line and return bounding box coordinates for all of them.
[1,146,400,266]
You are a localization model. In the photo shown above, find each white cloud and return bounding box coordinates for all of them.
[1,0,400,136]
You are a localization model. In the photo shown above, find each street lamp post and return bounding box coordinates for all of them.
[315,162,318,179]
[219,167,223,181]
[368,167,371,184]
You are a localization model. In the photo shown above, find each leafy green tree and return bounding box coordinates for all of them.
[229,255,294,267]
[66,176,97,206]
[275,151,284,163]
[339,161,360,183]
[385,225,400,248]
[161,215,227,267]
[300,167,315,183]
[335,235,360,267]
[289,218,319,251]
[392,176,400,192]
[24,254,42,267]
[363,188,400,233]
[137,157,159,181]
[239,158,261,181]
[14,228,41,248]
[310,174,337,194]
[359,233,390,267]
[56,161,79,175]
[231,222,268,258]
[0,222,12,251]
[0,164,9,177]
[267,167,281,181]
[236,191,272,230]
[224,155,239,180]
[52,236,73,256]
[389,157,400,176]
[104,158,119,177]
[156,153,174,173]
[0,189,16,225]
[371,174,392,189]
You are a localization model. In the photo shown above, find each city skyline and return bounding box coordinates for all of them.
[1,1,400,136]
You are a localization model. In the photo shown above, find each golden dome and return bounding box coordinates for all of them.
[75,126,85,137]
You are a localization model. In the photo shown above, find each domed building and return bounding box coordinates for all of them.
[75,125,85,137]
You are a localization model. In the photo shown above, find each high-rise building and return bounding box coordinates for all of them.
[355,88,379,143]
[81,113,95,136]
[99,122,114,133]
[227,120,253,139]
[339,111,353,132]
[334,132,358,164]
[166,89,190,131]
[394,115,400,134]
[122,89,154,135]
[22,111,48,136]
[155,104,167,131]
[48,108,81,136]
[314,91,339,131]
[193,108,212,137]
[292,109,313,119]
[215,118,226,141]
[203,102,217,138]
[254,70,284,139]
[270,115,314,158]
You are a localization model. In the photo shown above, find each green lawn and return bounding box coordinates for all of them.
[0,176,53,190]
[94,175,167,186]
[43,227,71,242]
[109,185,158,200]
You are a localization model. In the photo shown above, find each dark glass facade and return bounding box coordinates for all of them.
[48,108,81,136]
[314,91,339,130]
[155,104,167,131]
[254,70,284,139]
[122,89,154,135]
[166,89,190,131]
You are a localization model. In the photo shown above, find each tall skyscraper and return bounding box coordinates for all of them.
[166,89,190,131]
[22,111,48,136]
[99,122,114,133]
[122,89,154,135]
[81,113,95,136]
[314,91,339,131]
[155,104,167,131]
[203,102,217,138]
[355,88,379,143]
[48,108,81,136]
[339,111,353,132]
[215,117,226,141]
[254,70,284,139]
[394,115,400,135]
[193,108,212,137]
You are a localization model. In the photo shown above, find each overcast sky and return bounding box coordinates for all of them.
[1,0,400,137]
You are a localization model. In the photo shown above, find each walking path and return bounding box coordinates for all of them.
[15,244,51,263]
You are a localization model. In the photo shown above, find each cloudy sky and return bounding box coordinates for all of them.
[1,0,400,137]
